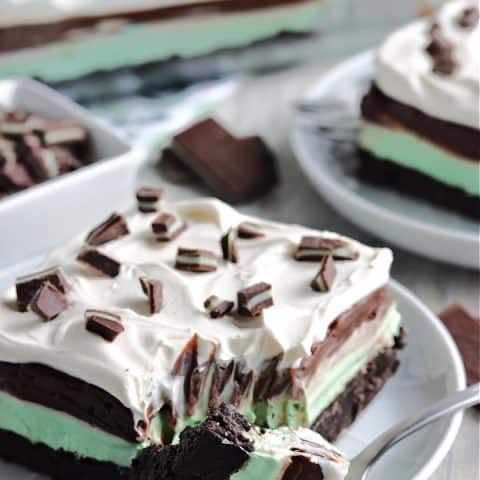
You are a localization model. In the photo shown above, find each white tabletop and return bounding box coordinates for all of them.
[138,57,479,480]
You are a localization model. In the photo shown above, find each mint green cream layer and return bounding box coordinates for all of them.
[0,393,142,466]
[254,304,402,430]
[0,2,323,82]
[359,122,480,197]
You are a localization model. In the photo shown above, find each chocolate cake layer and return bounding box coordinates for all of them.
[357,148,480,219]
[312,333,404,442]
[0,428,129,480]
[0,0,310,53]
[361,84,480,160]
[0,362,136,442]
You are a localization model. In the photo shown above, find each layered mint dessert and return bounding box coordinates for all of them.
[0,194,403,478]
[0,0,324,83]
[358,0,479,219]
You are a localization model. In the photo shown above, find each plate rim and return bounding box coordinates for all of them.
[290,50,479,263]
[386,278,466,480]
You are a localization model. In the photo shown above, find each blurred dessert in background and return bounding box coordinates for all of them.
[0,0,325,85]
[357,0,479,219]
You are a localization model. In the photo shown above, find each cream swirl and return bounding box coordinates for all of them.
[0,198,392,431]
[376,0,479,129]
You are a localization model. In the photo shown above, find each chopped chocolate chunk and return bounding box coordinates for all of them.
[35,122,87,147]
[132,404,252,480]
[295,236,358,261]
[139,277,163,314]
[152,213,186,241]
[204,295,234,319]
[426,34,453,58]
[439,304,480,386]
[433,54,458,75]
[458,6,479,28]
[311,255,337,292]
[221,228,238,263]
[136,186,164,213]
[171,119,277,204]
[159,148,198,184]
[85,310,124,342]
[237,222,264,239]
[282,455,324,480]
[237,282,273,318]
[85,213,129,246]
[175,248,218,273]
[0,162,33,192]
[29,281,67,321]
[77,249,121,277]
[16,266,68,312]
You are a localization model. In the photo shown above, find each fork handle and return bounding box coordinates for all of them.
[353,383,480,479]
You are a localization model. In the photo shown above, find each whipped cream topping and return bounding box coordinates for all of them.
[1,0,222,27]
[0,198,391,432]
[376,0,479,129]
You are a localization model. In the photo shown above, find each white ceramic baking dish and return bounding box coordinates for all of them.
[0,79,141,268]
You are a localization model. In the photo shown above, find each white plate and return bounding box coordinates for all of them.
[290,51,479,269]
[0,79,142,269]
[0,257,466,480]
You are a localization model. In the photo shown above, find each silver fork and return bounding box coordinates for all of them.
[346,383,480,480]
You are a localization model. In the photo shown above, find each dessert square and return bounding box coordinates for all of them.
[358,0,480,219]
[0,0,325,84]
[0,195,403,478]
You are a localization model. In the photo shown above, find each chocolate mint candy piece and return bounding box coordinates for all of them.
[139,277,163,314]
[172,119,277,204]
[0,113,28,138]
[86,213,129,246]
[19,134,59,180]
[29,281,67,321]
[159,148,198,185]
[85,310,124,342]
[458,6,479,28]
[433,55,458,75]
[295,236,358,261]
[439,304,479,386]
[77,249,121,277]
[36,122,87,147]
[136,186,163,213]
[204,295,234,319]
[0,162,33,192]
[0,137,17,166]
[175,248,218,273]
[152,213,186,241]
[426,34,453,58]
[221,228,238,263]
[53,146,83,174]
[16,266,68,312]
[238,282,273,318]
[237,222,264,239]
[311,255,337,292]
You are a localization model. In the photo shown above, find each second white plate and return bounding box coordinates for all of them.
[291,51,479,269]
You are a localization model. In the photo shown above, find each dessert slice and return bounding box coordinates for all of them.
[358,0,479,219]
[0,0,325,84]
[133,403,349,480]
[0,195,402,479]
